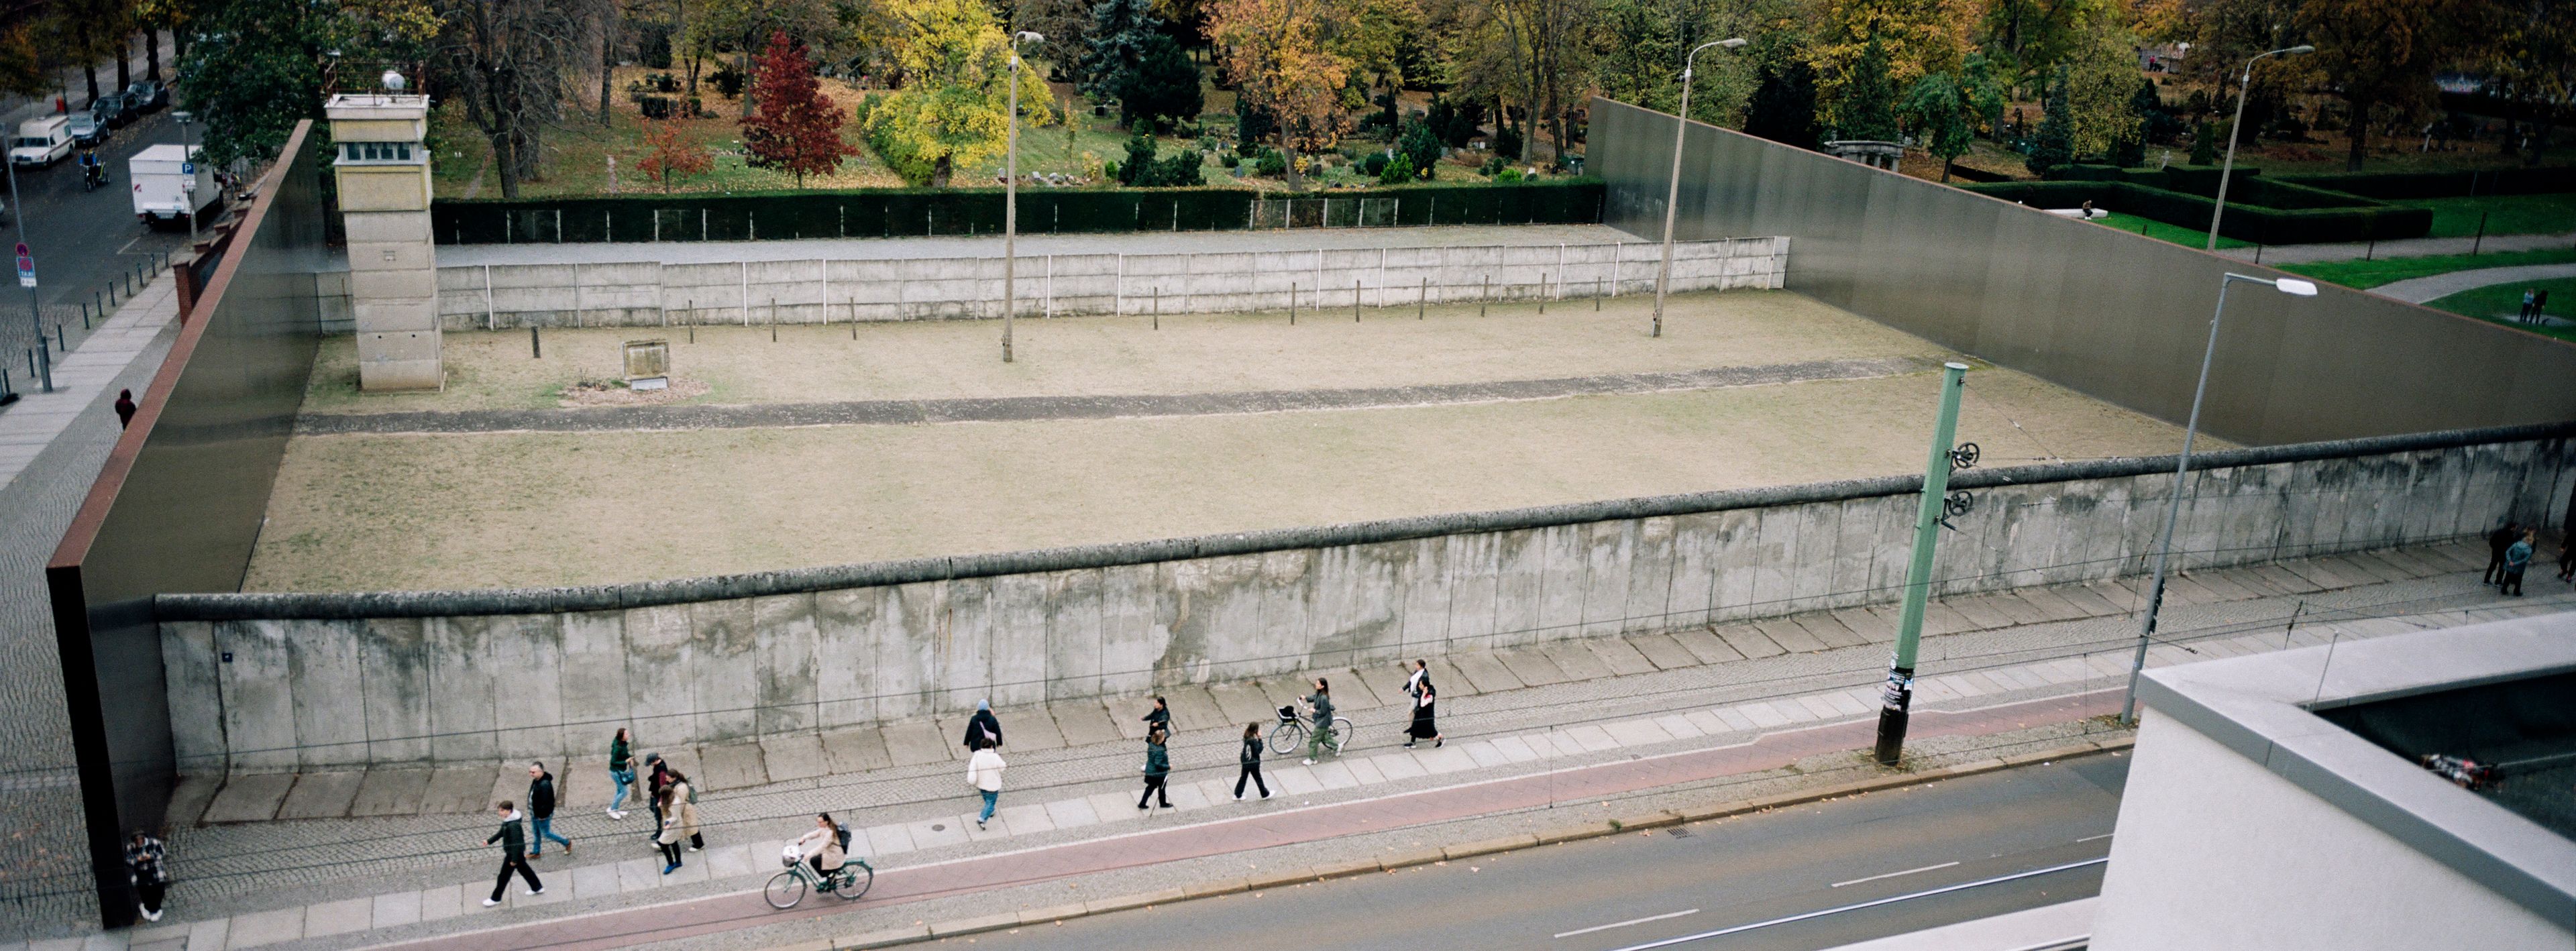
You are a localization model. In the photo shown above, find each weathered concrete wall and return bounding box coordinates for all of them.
[158,429,2574,773]
[393,237,1785,331]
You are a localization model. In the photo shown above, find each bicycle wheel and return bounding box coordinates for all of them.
[763,870,808,909]
[833,860,874,901]
[1329,717,1352,753]
[1269,722,1303,755]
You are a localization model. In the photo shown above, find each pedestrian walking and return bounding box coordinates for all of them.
[967,743,1006,829]
[1138,728,1173,810]
[2523,288,2539,322]
[642,753,670,846]
[2556,541,2573,583]
[1234,722,1271,800]
[2484,521,2521,584]
[526,762,573,856]
[667,769,704,852]
[114,389,137,429]
[963,699,1004,752]
[1403,660,1442,749]
[1302,678,1335,765]
[654,788,686,875]
[606,728,633,820]
[1141,695,1171,736]
[125,830,168,923]
[2537,289,2553,321]
[2502,530,2534,596]
[483,801,544,906]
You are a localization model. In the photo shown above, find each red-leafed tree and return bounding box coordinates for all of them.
[739,30,855,187]
[637,121,714,192]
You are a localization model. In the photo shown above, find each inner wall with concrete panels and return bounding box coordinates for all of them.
[316,237,1784,331]
[155,429,2573,774]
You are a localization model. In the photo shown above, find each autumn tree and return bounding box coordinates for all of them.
[1809,0,1972,133]
[1900,52,2003,179]
[2484,0,2576,164]
[2058,15,2141,160]
[2298,0,2483,171]
[863,0,1055,186]
[1743,54,1821,148]
[1977,0,2121,95]
[1208,0,1350,178]
[638,119,715,189]
[1593,0,1783,121]
[1455,0,1596,164]
[437,0,584,196]
[740,31,854,185]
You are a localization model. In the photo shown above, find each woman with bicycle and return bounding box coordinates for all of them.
[791,814,847,880]
[1302,678,1336,765]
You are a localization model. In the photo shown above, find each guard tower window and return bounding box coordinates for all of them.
[337,142,416,164]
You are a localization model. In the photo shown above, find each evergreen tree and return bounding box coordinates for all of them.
[1836,37,1899,142]
[1743,57,1820,150]
[1397,119,1441,178]
[2026,68,2074,178]
[1115,32,1202,127]
[1078,0,1159,107]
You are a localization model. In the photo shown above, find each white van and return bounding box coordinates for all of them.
[130,144,218,225]
[9,116,71,168]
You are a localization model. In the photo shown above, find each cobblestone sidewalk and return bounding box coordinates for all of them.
[40,539,2569,950]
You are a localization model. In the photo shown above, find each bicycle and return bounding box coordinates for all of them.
[1268,704,1352,757]
[763,843,874,909]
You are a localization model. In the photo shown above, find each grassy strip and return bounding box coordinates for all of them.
[2280,247,2576,288]
[2423,277,2576,343]
[2088,211,2255,249]
[2387,192,2576,238]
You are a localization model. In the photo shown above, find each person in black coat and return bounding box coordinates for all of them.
[483,801,544,907]
[1141,695,1171,735]
[963,700,1004,751]
[527,762,572,856]
[1234,722,1270,800]
[2485,521,2521,584]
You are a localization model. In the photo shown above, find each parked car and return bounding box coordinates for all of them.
[125,79,165,113]
[66,111,105,147]
[91,93,125,129]
[9,116,72,168]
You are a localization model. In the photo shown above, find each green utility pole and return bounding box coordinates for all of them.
[1874,361,1969,765]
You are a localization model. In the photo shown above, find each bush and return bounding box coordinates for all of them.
[1255,148,1287,176]
[709,64,747,99]
[1379,154,1415,185]
[1397,121,1441,178]
[1360,152,1389,176]
[1494,125,1521,160]
[1102,160,1123,182]
[1481,156,1506,177]
[1496,167,1523,182]
[1220,152,1239,168]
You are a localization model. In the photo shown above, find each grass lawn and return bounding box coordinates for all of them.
[2089,210,2254,249]
[2422,276,2576,343]
[2383,192,2576,237]
[2279,247,2576,289]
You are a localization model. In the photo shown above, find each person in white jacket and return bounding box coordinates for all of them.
[967,746,1006,830]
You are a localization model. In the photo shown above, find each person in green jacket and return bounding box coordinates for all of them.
[1137,729,1173,810]
[1303,678,1336,765]
[606,728,633,820]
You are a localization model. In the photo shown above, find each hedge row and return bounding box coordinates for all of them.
[2273,166,2576,200]
[430,181,1606,245]
[1962,180,2434,245]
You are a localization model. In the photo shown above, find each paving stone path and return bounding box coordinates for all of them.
[290,357,1937,435]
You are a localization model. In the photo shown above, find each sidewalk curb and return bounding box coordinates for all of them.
[784,735,2135,950]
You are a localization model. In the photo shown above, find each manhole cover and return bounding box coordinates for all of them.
[1668,828,1692,838]
[930,824,946,832]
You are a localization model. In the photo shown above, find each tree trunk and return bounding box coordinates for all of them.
[84,62,99,103]
[491,130,520,198]
[2343,93,2371,172]
[739,41,753,117]
[931,154,953,187]
[146,28,160,82]
[1939,158,1953,182]
[599,19,616,127]
[686,49,701,97]
[117,34,131,92]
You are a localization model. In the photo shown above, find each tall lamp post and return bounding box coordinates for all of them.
[2204,44,2314,251]
[1002,30,1043,363]
[2118,272,2318,724]
[174,110,198,245]
[1652,36,1746,339]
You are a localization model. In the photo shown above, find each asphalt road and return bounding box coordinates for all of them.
[947,753,2127,951]
[0,102,197,381]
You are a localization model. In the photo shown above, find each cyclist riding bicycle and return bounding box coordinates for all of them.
[791,813,849,881]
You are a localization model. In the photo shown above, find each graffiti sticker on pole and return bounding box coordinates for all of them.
[15,243,32,288]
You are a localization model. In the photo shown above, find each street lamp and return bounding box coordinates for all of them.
[1652,36,1746,339]
[174,111,197,246]
[1002,30,1043,363]
[2204,44,2314,251]
[2118,272,2318,725]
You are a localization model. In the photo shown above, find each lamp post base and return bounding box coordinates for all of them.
[1872,664,1915,765]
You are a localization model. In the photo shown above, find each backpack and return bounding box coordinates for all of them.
[836,826,852,853]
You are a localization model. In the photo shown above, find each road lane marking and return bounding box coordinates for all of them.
[1601,857,2107,951]
[1830,860,1958,888]
[2075,833,2114,843]
[1555,909,1700,939]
